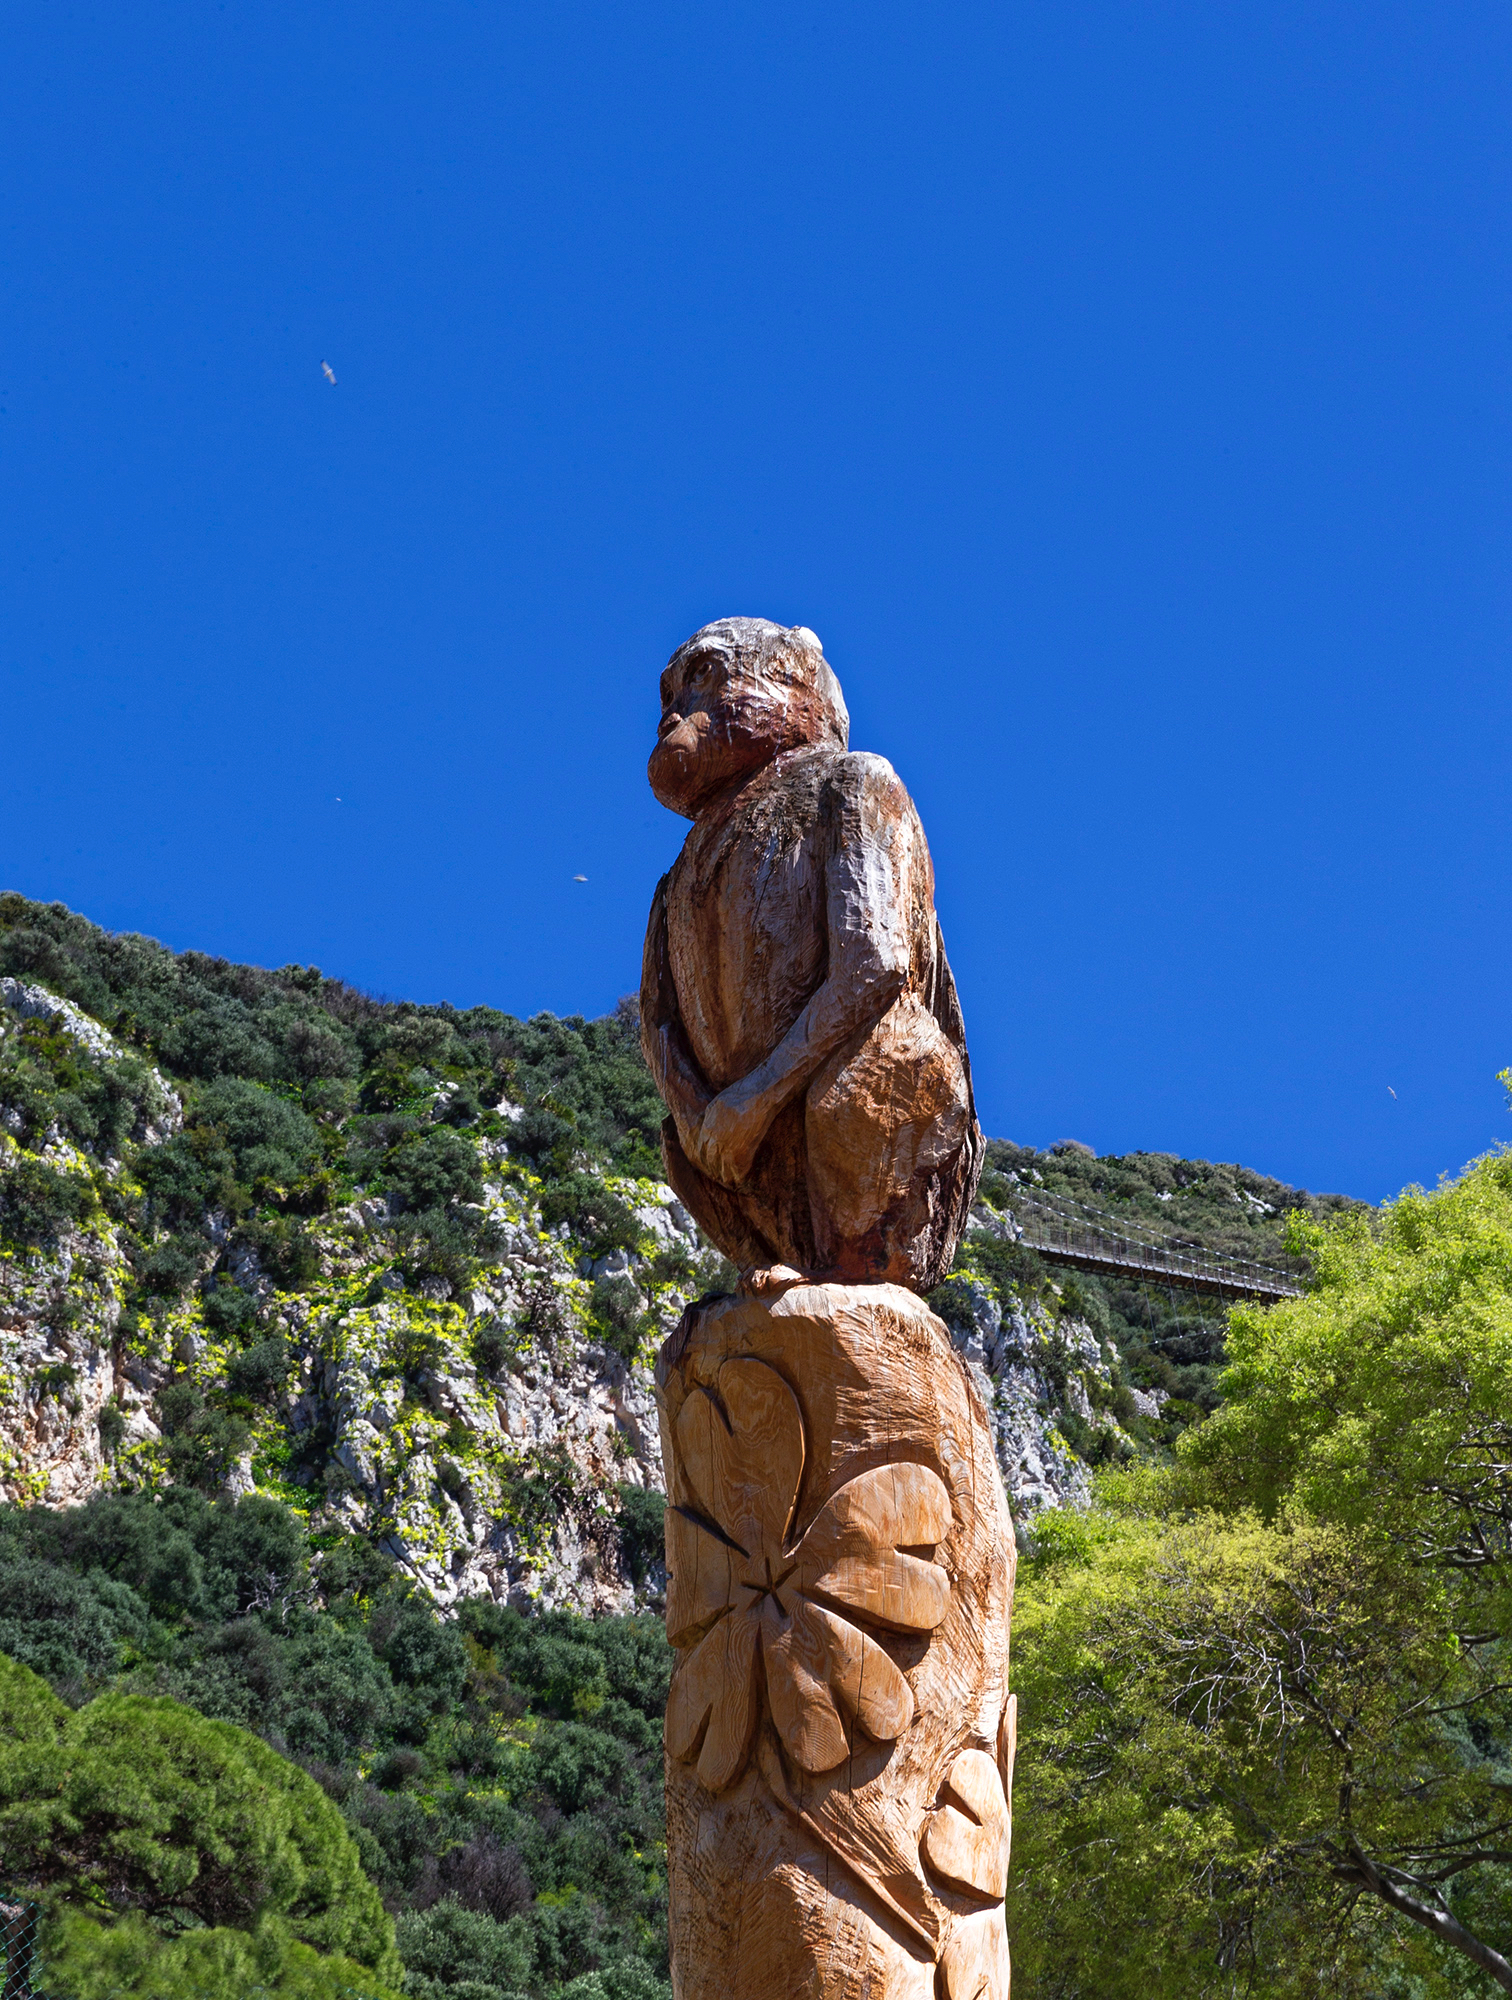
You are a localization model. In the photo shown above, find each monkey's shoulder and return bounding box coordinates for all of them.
[815,750,923,840]
[674,750,917,889]
[821,748,906,797]
[759,744,911,815]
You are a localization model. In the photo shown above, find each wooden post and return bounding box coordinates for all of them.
[657,1282,1015,2000]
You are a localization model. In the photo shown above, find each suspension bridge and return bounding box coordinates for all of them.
[994,1183,1307,1303]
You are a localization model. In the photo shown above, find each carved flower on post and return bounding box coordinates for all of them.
[665,1357,952,1792]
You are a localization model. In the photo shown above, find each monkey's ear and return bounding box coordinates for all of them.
[785,625,849,748]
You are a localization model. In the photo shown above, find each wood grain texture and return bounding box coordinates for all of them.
[656,1283,1016,1999]
[640,618,984,1292]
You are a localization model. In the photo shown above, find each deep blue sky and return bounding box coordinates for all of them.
[3,3,1510,1203]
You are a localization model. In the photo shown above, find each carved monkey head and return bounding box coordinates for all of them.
[648,618,850,818]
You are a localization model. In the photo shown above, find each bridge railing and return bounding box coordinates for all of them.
[990,1186,1307,1303]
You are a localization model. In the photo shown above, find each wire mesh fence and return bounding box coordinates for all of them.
[0,1895,40,2000]
[0,1897,388,1999]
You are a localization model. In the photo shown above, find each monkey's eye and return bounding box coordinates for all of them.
[682,650,730,688]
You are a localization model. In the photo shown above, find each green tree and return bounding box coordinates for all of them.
[0,1157,95,1250]
[0,1654,401,1989]
[1184,1150,1512,1987]
[392,1899,533,1997]
[1010,1149,1512,1995]
[42,1909,400,1999]
[1009,1498,1505,1997]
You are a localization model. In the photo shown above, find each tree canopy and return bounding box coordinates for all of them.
[41,1910,400,2000]
[0,1488,674,2000]
[0,1652,401,1993]
[1009,1150,1512,1996]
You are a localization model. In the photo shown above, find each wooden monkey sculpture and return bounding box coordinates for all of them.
[644,621,1015,1999]
[640,617,985,1291]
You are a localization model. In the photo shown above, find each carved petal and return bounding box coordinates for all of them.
[793,1462,951,1632]
[761,1594,850,1774]
[674,1358,804,1562]
[763,1596,916,1770]
[665,1610,761,1793]
[803,1597,916,1744]
[665,1504,742,1649]
[922,1747,1009,1901]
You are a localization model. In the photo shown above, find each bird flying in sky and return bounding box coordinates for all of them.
[321,360,336,385]
[1388,1086,1397,1098]
[573,874,587,883]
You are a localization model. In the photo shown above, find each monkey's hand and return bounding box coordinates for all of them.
[688,1087,771,1189]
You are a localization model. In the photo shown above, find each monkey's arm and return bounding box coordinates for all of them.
[639,870,714,1141]
[689,755,915,1188]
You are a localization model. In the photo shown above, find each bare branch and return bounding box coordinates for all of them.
[1333,1843,1512,1993]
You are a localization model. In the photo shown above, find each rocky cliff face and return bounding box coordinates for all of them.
[0,977,180,1507]
[2,1171,1130,1615]
[0,910,1153,1607]
[0,978,700,1607]
[929,1267,1135,1524]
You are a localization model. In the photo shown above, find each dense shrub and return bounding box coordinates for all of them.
[588,1273,651,1363]
[238,1213,323,1288]
[133,1130,234,1226]
[393,1901,533,1997]
[396,1204,504,1291]
[42,1909,401,2000]
[225,1332,290,1401]
[0,1554,150,1685]
[156,1381,252,1491]
[381,1125,486,1213]
[0,1012,160,1156]
[0,1158,94,1249]
[538,1175,641,1259]
[201,1274,264,1339]
[382,1607,468,1703]
[96,1398,127,1457]
[615,1487,665,1588]
[192,1077,321,1187]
